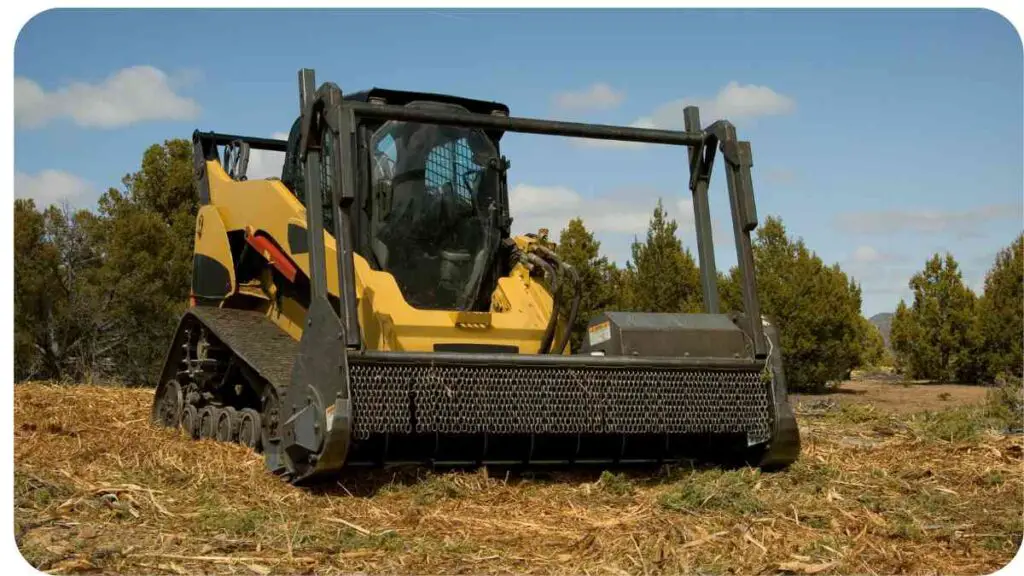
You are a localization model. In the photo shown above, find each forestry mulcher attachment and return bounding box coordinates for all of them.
[151,68,800,484]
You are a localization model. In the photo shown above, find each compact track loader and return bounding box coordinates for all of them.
[151,68,800,484]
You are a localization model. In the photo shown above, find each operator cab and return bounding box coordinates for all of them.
[279,89,513,312]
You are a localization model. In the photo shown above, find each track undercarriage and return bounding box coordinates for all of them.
[152,308,294,476]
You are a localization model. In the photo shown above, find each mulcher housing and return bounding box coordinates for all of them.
[151,68,800,485]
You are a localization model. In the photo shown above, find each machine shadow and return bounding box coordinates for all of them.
[303,455,766,499]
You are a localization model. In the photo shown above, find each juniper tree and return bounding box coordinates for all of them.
[890,253,980,383]
[554,218,619,351]
[719,216,865,391]
[619,199,702,314]
[976,234,1024,381]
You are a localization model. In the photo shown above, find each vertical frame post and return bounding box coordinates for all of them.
[294,70,361,350]
[297,68,328,302]
[285,69,355,482]
[684,106,720,314]
[329,98,362,349]
[709,120,767,357]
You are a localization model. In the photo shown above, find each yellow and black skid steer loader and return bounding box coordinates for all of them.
[151,68,800,484]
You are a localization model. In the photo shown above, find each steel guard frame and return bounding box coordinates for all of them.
[279,68,774,483]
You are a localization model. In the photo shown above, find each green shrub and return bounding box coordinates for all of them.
[984,374,1023,430]
[595,470,634,497]
[721,216,865,392]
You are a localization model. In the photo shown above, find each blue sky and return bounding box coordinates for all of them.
[13,8,1023,316]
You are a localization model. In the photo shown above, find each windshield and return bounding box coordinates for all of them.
[369,104,501,311]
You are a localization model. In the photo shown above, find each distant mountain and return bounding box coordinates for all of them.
[869,312,894,348]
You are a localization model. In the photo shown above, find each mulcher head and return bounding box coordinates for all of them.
[272,307,799,484]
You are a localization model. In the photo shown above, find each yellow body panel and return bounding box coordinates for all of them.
[200,161,566,354]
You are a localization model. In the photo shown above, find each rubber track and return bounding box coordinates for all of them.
[187,306,298,392]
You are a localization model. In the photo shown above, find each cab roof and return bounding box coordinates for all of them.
[344,87,510,118]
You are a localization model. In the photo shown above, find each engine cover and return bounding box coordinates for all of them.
[580,312,751,360]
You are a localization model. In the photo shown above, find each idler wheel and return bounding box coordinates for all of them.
[154,379,183,428]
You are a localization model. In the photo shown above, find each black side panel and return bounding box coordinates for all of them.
[288,222,309,255]
[193,136,213,205]
[192,254,232,300]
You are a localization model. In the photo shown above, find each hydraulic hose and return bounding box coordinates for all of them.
[525,252,560,354]
[552,263,581,355]
[533,245,582,355]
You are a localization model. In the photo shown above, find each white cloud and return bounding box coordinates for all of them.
[575,81,794,149]
[852,245,883,263]
[15,170,95,207]
[15,65,201,129]
[508,184,582,216]
[246,131,290,180]
[836,202,1024,237]
[509,183,655,235]
[649,81,796,126]
[506,183,729,267]
[553,82,625,111]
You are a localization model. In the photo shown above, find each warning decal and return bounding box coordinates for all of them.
[588,320,612,346]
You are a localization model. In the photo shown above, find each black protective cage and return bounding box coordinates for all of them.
[193,71,767,353]
[289,69,767,357]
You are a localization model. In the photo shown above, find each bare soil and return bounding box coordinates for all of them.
[792,374,991,415]
[13,379,1024,575]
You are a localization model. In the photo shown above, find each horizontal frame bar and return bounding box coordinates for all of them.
[346,101,705,146]
[194,130,288,152]
[349,350,762,370]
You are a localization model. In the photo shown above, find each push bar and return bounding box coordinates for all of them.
[347,101,705,146]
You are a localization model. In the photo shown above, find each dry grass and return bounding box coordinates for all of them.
[14,380,1024,575]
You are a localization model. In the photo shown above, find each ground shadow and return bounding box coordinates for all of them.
[303,453,774,498]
